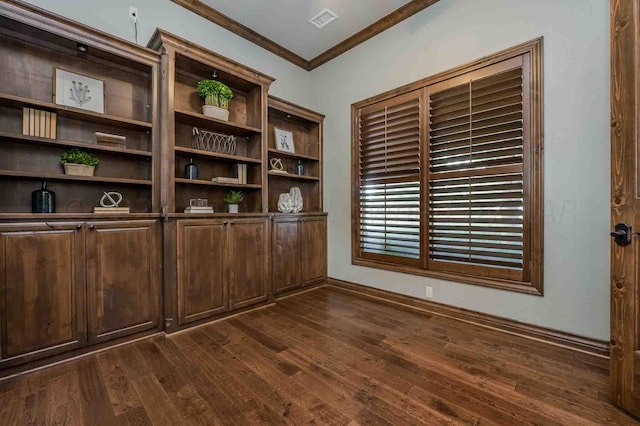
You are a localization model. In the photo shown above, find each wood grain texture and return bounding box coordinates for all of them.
[328,278,610,358]
[610,0,640,417]
[0,286,632,424]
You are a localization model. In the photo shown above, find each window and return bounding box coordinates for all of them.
[351,39,543,294]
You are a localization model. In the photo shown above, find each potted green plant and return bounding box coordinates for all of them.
[197,79,233,121]
[223,190,244,213]
[60,148,99,176]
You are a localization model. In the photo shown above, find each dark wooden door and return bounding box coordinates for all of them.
[0,222,86,365]
[177,220,228,325]
[611,0,640,416]
[301,215,327,285]
[228,218,269,310]
[271,216,301,295]
[86,220,160,343]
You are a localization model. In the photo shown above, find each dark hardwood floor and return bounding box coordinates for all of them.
[0,286,633,425]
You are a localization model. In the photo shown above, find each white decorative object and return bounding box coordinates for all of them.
[100,191,123,208]
[290,187,303,213]
[63,163,95,176]
[274,128,295,153]
[202,105,229,121]
[54,69,105,113]
[277,187,304,213]
[192,127,236,154]
[228,204,239,213]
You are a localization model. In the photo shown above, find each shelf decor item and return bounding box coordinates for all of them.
[277,187,303,213]
[54,68,105,113]
[269,158,287,174]
[95,131,126,148]
[60,148,99,176]
[192,127,236,154]
[223,190,244,213]
[185,198,214,213]
[197,78,233,121]
[185,158,199,179]
[274,128,295,153]
[23,107,57,139]
[295,160,304,175]
[94,191,130,213]
[31,180,55,213]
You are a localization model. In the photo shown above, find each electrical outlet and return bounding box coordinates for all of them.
[425,286,433,299]
[129,6,139,22]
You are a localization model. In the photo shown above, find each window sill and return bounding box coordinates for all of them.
[352,257,543,296]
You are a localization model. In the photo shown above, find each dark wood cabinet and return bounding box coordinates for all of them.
[228,218,269,310]
[0,223,86,365]
[301,216,328,285]
[271,217,301,294]
[271,214,327,295]
[177,220,228,325]
[86,220,160,342]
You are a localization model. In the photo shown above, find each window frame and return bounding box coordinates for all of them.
[351,38,543,295]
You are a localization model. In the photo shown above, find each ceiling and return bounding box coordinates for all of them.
[172,0,439,70]
[200,0,413,60]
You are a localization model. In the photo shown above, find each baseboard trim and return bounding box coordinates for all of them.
[327,278,610,359]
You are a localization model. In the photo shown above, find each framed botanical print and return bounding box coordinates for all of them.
[54,68,105,114]
[274,128,295,153]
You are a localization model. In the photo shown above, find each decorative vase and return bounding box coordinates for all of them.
[202,105,229,121]
[63,163,95,176]
[32,180,55,213]
[228,204,239,213]
[185,158,198,179]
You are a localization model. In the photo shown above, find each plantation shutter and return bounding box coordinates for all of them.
[427,56,530,281]
[356,90,422,266]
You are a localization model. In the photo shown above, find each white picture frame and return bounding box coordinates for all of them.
[274,128,295,153]
[54,68,105,114]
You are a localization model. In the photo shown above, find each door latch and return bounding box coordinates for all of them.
[611,222,633,247]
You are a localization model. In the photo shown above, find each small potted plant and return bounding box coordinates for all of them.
[197,79,233,121]
[60,148,99,176]
[223,190,244,213]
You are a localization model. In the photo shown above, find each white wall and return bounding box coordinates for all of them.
[21,0,313,106]
[309,0,610,340]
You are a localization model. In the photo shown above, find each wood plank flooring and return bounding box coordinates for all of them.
[0,286,635,425]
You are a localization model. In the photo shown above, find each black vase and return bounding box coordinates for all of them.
[185,158,198,179]
[32,181,55,213]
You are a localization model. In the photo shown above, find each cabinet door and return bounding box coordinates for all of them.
[228,218,269,310]
[271,217,301,295]
[0,222,86,365]
[301,216,327,285]
[86,220,160,343]
[177,220,228,325]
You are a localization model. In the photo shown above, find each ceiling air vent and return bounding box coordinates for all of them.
[309,8,339,29]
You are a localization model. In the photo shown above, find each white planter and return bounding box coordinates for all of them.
[228,204,239,213]
[202,105,229,121]
[63,163,95,176]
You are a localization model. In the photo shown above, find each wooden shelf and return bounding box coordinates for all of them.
[268,171,320,181]
[0,92,152,131]
[0,170,153,186]
[0,213,160,220]
[174,146,260,164]
[175,178,261,189]
[175,109,261,137]
[0,131,152,158]
[268,148,319,161]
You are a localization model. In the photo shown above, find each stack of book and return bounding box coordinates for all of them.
[212,176,240,184]
[23,107,57,139]
[94,207,130,214]
[184,206,214,214]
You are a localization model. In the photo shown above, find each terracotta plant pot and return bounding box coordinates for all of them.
[63,163,95,176]
[202,105,230,121]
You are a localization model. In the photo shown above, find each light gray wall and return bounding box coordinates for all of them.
[309,0,610,340]
[21,0,313,106]
[25,0,610,340]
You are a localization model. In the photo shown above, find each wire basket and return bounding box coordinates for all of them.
[192,127,237,155]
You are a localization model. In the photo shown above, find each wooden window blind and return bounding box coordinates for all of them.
[427,57,529,282]
[356,91,422,266]
[352,39,542,294]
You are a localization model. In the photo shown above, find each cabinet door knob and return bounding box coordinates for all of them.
[230,221,235,225]
[223,220,228,225]
[88,224,95,230]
